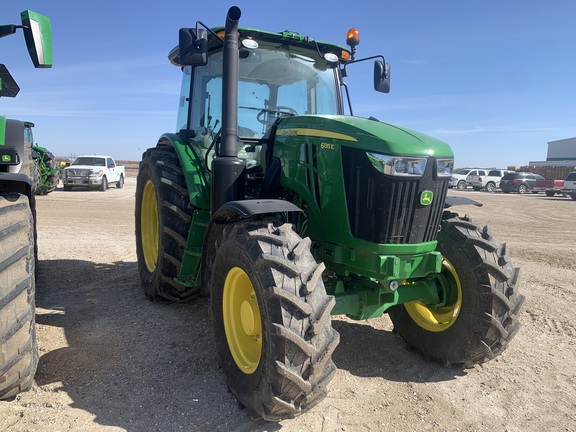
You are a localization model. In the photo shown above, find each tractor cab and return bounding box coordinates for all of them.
[170,24,390,183]
[171,28,346,173]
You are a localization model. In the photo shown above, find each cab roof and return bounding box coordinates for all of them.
[169,26,351,67]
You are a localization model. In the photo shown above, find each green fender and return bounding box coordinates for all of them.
[156,133,210,288]
[157,133,210,209]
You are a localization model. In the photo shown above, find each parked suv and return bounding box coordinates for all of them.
[467,169,514,192]
[500,172,545,194]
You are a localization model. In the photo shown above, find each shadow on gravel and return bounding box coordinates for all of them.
[33,258,461,431]
[332,320,466,383]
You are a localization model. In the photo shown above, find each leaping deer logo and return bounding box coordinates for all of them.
[420,190,434,206]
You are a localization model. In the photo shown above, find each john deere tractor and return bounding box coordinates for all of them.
[32,142,60,195]
[0,11,52,399]
[135,7,524,420]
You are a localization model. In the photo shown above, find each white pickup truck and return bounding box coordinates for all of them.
[466,168,515,192]
[62,155,125,191]
[561,171,576,200]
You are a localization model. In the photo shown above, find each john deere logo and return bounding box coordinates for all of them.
[2,155,11,162]
[420,190,434,205]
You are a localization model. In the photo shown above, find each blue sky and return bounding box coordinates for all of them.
[2,1,575,168]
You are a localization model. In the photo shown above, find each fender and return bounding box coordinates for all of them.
[196,199,302,294]
[444,196,483,208]
[0,173,33,200]
[0,174,36,226]
[157,133,210,209]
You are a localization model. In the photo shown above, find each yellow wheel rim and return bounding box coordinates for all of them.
[223,267,262,374]
[141,180,159,273]
[404,258,462,332]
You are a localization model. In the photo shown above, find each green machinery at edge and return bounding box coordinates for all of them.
[135,6,525,421]
[0,10,52,401]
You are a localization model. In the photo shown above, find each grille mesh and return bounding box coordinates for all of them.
[342,147,448,244]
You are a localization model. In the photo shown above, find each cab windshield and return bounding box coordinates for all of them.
[71,157,105,166]
[178,44,340,139]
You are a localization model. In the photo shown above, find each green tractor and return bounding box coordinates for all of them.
[0,10,52,399]
[135,7,524,420]
[32,142,60,195]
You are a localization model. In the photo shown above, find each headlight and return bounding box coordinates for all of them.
[90,169,103,176]
[367,152,427,177]
[436,159,454,177]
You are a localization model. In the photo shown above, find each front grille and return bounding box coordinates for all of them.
[342,147,448,244]
[65,169,90,177]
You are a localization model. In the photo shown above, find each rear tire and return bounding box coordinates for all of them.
[485,182,496,192]
[36,155,60,195]
[210,221,339,421]
[0,193,38,399]
[63,185,73,191]
[116,174,124,189]
[545,191,555,197]
[518,184,528,194]
[135,146,199,301]
[388,214,524,367]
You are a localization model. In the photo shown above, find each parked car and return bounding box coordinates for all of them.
[560,171,576,200]
[500,172,546,194]
[467,169,515,192]
[535,178,564,197]
[449,168,473,189]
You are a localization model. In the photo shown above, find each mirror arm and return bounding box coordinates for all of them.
[195,21,224,42]
[344,54,387,77]
[0,24,25,39]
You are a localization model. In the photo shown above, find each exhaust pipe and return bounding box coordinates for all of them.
[211,6,246,214]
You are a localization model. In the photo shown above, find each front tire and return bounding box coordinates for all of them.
[0,193,38,399]
[388,214,524,367]
[457,180,467,190]
[99,176,108,191]
[210,221,339,421]
[135,146,199,301]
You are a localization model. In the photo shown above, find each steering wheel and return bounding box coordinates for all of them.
[257,106,298,125]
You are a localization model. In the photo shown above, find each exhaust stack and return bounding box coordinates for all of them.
[211,6,246,214]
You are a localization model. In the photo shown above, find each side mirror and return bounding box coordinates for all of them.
[0,65,20,98]
[21,10,52,68]
[178,28,208,66]
[374,60,390,93]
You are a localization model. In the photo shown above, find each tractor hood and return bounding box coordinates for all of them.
[275,115,453,158]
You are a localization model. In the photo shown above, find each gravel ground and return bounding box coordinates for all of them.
[1,173,575,431]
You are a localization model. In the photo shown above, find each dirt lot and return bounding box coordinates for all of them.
[1,173,575,432]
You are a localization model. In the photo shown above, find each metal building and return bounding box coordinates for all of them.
[545,137,576,161]
[523,137,576,179]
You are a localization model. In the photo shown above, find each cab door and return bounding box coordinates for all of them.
[106,157,118,181]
